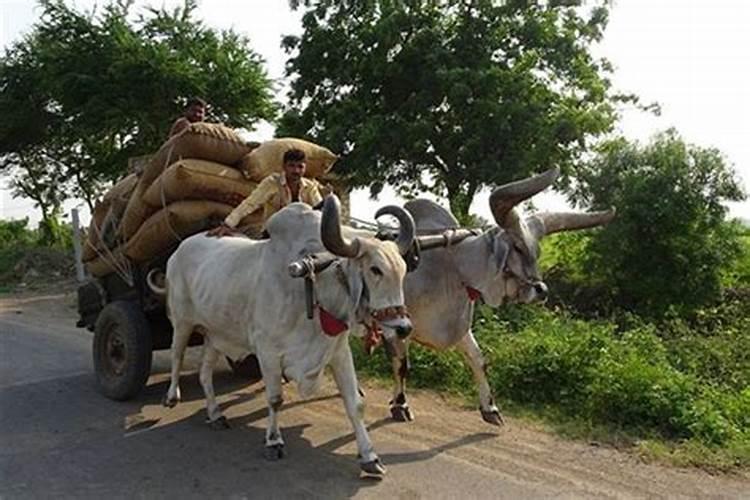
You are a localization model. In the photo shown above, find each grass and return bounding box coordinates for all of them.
[352,302,750,472]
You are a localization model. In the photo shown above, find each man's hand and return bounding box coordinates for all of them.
[206,223,237,238]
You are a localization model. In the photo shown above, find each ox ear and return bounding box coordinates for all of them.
[493,234,511,273]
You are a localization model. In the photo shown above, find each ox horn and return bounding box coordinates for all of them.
[374,205,416,256]
[489,167,560,226]
[320,194,360,258]
[535,208,617,236]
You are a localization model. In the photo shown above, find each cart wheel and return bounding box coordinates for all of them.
[93,300,153,401]
[226,354,263,384]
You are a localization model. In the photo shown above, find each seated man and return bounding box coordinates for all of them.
[168,97,207,138]
[208,148,323,237]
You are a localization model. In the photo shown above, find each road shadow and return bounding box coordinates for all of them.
[0,364,494,499]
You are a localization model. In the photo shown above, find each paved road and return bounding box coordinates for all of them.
[1,291,749,499]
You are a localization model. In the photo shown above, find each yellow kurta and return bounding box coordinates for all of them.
[224,173,323,228]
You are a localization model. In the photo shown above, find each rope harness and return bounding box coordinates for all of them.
[290,255,409,339]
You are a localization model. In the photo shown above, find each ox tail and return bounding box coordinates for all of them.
[146,268,167,297]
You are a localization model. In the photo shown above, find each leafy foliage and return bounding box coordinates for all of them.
[0,218,37,248]
[282,0,645,219]
[0,218,74,288]
[0,0,277,240]
[352,302,750,469]
[568,130,746,316]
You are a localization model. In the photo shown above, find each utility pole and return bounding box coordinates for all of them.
[71,208,86,282]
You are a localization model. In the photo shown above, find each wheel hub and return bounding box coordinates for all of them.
[105,329,127,376]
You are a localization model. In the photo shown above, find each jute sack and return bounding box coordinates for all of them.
[119,180,158,240]
[142,159,257,209]
[142,122,256,188]
[124,201,263,262]
[237,138,338,182]
[82,174,138,262]
[83,201,109,262]
[85,245,127,278]
[120,123,255,239]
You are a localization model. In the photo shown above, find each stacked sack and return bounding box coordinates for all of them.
[83,124,339,277]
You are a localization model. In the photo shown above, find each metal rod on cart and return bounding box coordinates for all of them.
[71,208,86,282]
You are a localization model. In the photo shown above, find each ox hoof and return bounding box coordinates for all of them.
[162,395,179,408]
[481,408,505,426]
[206,416,230,430]
[264,444,285,461]
[390,404,414,422]
[360,458,386,477]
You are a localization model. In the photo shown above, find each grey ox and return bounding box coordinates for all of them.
[153,195,416,476]
[381,167,615,424]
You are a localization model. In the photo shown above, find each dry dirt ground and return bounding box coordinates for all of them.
[1,282,749,499]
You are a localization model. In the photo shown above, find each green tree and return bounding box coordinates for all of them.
[281,0,646,219]
[570,130,746,316]
[0,0,277,242]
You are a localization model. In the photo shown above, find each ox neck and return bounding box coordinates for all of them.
[449,232,491,294]
[314,260,359,326]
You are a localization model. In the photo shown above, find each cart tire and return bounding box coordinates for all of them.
[93,300,153,401]
[226,355,263,384]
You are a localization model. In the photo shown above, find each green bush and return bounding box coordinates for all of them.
[353,303,750,466]
[570,131,746,318]
[723,232,750,288]
[0,218,74,287]
[0,218,36,248]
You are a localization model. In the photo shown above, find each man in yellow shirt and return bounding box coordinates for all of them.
[208,148,323,237]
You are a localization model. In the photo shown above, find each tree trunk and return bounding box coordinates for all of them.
[445,181,478,226]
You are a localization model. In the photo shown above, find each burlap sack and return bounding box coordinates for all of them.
[237,138,338,182]
[142,122,255,188]
[82,174,138,262]
[124,201,263,262]
[142,159,257,209]
[85,245,127,278]
[120,123,255,239]
[83,201,109,262]
[119,181,158,240]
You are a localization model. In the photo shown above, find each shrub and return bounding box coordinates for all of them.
[353,303,750,463]
[570,131,746,318]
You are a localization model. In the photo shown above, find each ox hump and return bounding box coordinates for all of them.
[404,199,459,232]
[265,203,323,250]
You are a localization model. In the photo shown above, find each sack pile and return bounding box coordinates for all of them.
[83,124,339,277]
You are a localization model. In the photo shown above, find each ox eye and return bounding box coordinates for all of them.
[370,266,383,276]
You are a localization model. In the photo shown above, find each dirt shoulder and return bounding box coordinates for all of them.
[2,283,749,499]
[0,279,80,330]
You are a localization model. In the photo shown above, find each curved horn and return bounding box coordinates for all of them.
[535,208,616,236]
[489,167,560,226]
[375,205,416,256]
[320,195,360,258]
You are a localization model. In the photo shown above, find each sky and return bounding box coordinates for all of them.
[1,0,749,226]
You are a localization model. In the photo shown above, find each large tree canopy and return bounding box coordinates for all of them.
[568,129,746,316]
[0,0,277,238]
[281,0,645,219]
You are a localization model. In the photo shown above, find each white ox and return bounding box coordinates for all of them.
[379,168,615,424]
[155,196,416,476]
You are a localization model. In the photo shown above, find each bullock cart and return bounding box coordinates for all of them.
[73,131,344,402]
[75,241,263,402]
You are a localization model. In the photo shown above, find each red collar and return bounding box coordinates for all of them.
[318,306,348,336]
[465,286,482,302]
